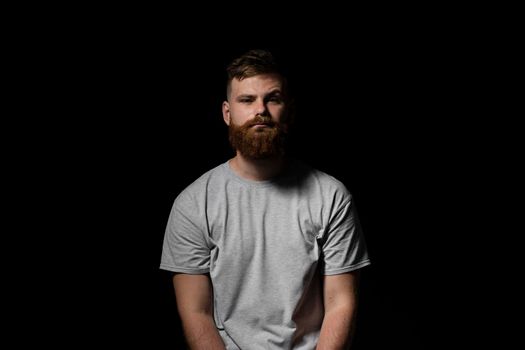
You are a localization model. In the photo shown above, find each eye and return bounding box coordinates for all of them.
[238,97,254,103]
[267,96,283,104]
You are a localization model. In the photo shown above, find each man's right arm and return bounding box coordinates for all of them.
[173,273,225,350]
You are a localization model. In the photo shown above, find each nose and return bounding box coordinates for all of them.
[254,99,267,116]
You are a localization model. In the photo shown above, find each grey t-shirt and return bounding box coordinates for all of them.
[160,159,371,349]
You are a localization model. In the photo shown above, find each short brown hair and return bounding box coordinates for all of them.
[226,49,287,99]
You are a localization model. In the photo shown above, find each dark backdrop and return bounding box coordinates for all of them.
[56,37,486,348]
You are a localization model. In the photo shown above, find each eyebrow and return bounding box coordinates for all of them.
[266,90,283,97]
[235,89,283,100]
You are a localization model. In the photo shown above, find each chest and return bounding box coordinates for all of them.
[206,187,325,265]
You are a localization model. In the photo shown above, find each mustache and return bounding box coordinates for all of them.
[243,115,276,128]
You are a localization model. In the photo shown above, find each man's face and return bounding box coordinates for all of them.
[222,74,289,159]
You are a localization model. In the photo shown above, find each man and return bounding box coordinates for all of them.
[160,49,370,349]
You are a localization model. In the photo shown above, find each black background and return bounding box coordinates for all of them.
[82,45,471,348]
[26,11,508,349]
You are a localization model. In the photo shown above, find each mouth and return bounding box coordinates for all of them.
[250,123,271,128]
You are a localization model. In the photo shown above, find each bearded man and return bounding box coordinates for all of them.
[160,49,371,350]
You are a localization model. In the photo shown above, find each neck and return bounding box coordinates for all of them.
[229,152,286,181]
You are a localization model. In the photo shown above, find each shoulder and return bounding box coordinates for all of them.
[290,159,353,203]
[174,162,228,204]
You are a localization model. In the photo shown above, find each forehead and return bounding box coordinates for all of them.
[230,74,284,96]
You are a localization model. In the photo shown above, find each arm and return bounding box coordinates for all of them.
[316,271,360,350]
[173,273,225,350]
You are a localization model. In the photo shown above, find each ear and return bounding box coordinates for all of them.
[222,101,231,126]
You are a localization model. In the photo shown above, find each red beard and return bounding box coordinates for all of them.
[228,115,286,159]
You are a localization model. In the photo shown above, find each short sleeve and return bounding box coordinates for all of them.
[321,197,371,275]
[160,193,210,274]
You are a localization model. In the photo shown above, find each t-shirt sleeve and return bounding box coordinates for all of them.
[160,192,210,274]
[321,196,371,275]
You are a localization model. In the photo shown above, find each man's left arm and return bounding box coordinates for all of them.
[316,271,360,350]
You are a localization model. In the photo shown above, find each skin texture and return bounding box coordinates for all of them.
[173,274,225,349]
[316,272,360,350]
